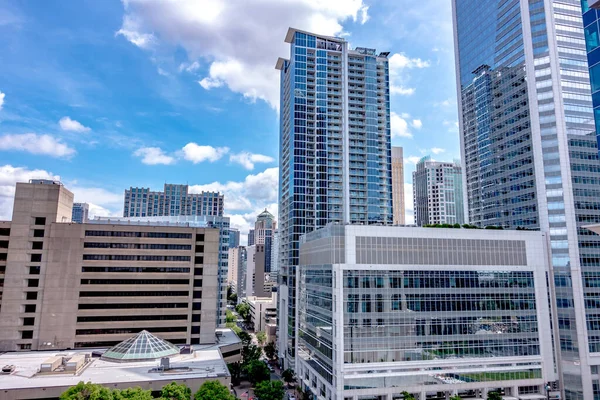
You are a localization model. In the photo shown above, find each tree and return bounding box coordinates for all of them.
[450,396,462,400]
[237,331,252,348]
[242,344,263,365]
[256,331,267,346]
[254,380,285,400]
[401,392,416,400]
[487,392,502,400]
[225,322,242,335]
[194,380,235,400]
[236,302,250,321]
[226,310,236,323]
[114,387,153,400]
[228,362,242,385]
[244,360,271,385]
[282,368,295,387]
[229,293,238,304]
[161,382,191,400]
[264,342,277,360]
[60,382,114,400]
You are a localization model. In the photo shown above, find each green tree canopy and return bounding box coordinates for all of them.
[487,392,502,400]
[282,369,295,386]
[244,360,271,385]
[256,331,267,346]
[114,387,153,400]
[401,392,416,400]
[242,343,263,365]
[237,331,252,348]
[235,302,250,321]
[60,382,114,400]
[160,382,191,400]
[194,380,235,400]
[254,380,285,400]
[225,310,236,323]
[264,342,277,360]
[228,362,242,385]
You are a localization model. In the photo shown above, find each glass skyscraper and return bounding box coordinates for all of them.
[453,1,600,398]
[583,0,600,148]
[276,28,393,368]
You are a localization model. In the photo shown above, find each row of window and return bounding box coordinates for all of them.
[84,231,193,239]
[82,255,191,262]
[83,242,192,250]
[80,279,190,285]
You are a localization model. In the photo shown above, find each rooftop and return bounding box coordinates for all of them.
[0,348,228,391]
[101,330,180,362]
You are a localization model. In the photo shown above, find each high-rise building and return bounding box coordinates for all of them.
[71,202,89,223]
[276,28,393,367]
[228,246,246,298]
[247,229,255,246]
[0,180,221,351]
[270,229,279,282]
[453,1,600,397]
[391,146,405,225]
[123,184,223,218]
[412,156,464,226]
[254,209,276,272]
[583,0,600,148]
[229,228,240,248]
[297,224,555,400]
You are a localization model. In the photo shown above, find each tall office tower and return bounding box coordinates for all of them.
[391,146,406,225]
[228,246,246,297]
[71,202,89,223]
[123,184,223,218]
[254,209,276,272]
[0,180,221,351]
[247,229,255,246]
[276,28,393,368]
[229,228,240,248]
[453,1,600,398]
[412,156,464,226]
[584,0,600,147]
[297,224,555,400]
[270,229,279,282]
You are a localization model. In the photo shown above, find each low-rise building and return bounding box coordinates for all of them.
[297,224,556,400]
[0,330,232,400]
[247,293,277,333]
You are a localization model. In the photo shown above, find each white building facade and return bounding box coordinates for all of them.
[297,224,556,400]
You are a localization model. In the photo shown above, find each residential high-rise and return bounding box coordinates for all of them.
[583,0,600,148]
[297,224,555,400]
[71,202,89,223]
[276,28,393,368]
[228,246,246,298]
[254,209,276,272]
[247,229,255,246]
[391,146,405,225]
[0,180,221,351]
[229,228,240,248]
[412,156,464,226]
[123,184,223,218]
[453,1,600,397]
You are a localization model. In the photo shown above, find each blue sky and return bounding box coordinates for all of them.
[0,0,459,238]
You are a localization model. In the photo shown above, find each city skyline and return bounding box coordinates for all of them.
[0,0,460,235]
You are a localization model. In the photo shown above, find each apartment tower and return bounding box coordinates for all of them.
[276,28,393,368]
[391,146,406,225]
[453,1,600,397]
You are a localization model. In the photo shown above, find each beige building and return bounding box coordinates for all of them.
[247,293,277,333]
[0,180,221,352]
[392,146,406,225]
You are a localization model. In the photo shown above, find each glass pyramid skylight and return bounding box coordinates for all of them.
[101,330,180,362]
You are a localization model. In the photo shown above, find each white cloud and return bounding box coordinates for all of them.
[70,187,124,219]
[0,165,59,220]
[157,67,169,77]
[404,182,414,225]
[181,143,229,163]
[443,119,459,133]
[405,156,422,165]
[230,152,275,170]
[116,15,155,49]
[0,91,5,110]
[411,119,422,129]
[59,116,91,132]
[388,52,430,97]
[118,0,370,108]
[133,147,176,165]
[431,147,445,155]
[0,133,75,158]
[179,61,200,73]
[390,112,412,139]
[198,77,223,90]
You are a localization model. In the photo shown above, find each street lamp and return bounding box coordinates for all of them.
[545,383,551,400]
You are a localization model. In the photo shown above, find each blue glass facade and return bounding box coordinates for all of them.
[277,29,392,368]
[454,0,600,398]
[583,0,600,148]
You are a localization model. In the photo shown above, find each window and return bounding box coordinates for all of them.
[195,256,204,264]
[195,245,204,252]
[21,331,33,339]
[29,266,40,275]
[26,292,37,300]
[28,279,39,288]
[34,217,46,226]
[192,314,201,322]
[193,302,202,310]
[194,268,204,276]
[194,279,203,287]
[33,229,44,238]
[191,326,200,334]
[193,291,202,299]
[196,234,205,242]
[23,317,34,326]
[30,254,41,262]
[32,241,43,250]
[19,344,32,350]
[24,304,36,313]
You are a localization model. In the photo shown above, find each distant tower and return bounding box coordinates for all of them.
[71,203,89,223]
[391,147,405,225]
